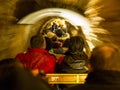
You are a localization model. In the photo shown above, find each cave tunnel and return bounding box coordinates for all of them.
[0,0,120,61]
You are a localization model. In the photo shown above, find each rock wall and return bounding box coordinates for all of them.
[0,25,32,60]
[85,0,120,47]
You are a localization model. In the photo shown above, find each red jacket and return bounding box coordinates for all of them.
[16,48,56,73]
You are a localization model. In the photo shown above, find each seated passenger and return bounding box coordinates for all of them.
[56,36,88,90]
[16,34,56,75]
[65,44,120,90]
[0,58,54,90]
[56,36,88,73]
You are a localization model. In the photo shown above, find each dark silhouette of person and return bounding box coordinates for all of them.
[65,44,120,90]
[0,58,54,90]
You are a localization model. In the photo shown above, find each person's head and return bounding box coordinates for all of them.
[89,44,120,71]
[55,29,63,37]
[63,38,70,48]
[70,29,78,36]
[30,35,46,49]
[68,36,85,53]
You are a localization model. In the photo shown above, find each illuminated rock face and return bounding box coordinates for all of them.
[0,0,120,60]
[0,25,31,60]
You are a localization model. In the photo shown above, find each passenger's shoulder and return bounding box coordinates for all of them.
[65,84,120,90]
